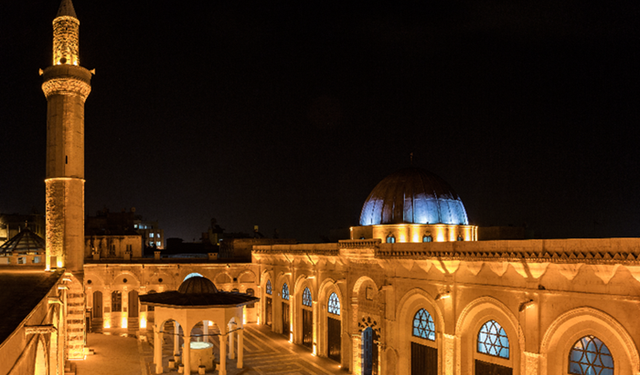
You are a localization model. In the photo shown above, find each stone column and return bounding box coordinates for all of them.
[228,323,235,359]
[220,333,227,375]
[174,321,180,356]
[237,329,244,369]
[203,320,209,342]
[183,334,191,374]
[154,325,163,374]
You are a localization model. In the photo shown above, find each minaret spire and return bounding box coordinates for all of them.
[56,0,77,18]
[52,0,80,66]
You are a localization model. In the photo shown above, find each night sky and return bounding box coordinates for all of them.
[1,1,639,242]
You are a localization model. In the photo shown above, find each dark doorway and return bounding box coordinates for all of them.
[328,317,341,363]
[266,297,272,326]
[282,302,290,336]
[362,327,379,375]
[302,309,313,348]
[127,290,139,329]
[411,342,437,375]
[475,360,512,375]
[93,291,103,319]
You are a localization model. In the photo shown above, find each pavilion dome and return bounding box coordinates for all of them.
[178,276,218,294]
[359,167,469,226]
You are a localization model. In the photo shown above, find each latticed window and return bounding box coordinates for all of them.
[111,291,122,312]
[302,287,312,307]
[266,280,272,295]
[282,283,290,300]
[569,336,614,375]
[423,235,433,242]
[328,292,340,315]
[386,234,396,243]
[477,320,510,359]
[412,308,436,341]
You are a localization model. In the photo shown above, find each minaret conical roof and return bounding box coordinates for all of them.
[56,0,77,18]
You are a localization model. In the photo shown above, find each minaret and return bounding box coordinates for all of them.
[41,0,92,361]
[42,0,91,274]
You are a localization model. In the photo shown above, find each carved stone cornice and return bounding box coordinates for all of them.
[42,78,91,100]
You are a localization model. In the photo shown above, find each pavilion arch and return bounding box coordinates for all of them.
[540,307,639,375]
[352,275,377,297]
[34,335,48,375]
[395,288,445,375]
[455,296,524,374]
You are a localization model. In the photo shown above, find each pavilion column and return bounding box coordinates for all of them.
[174,321,180,356]
[183,333,191,374]
[220,333,227,375]
[154,324,163,374]
[237,329,244,369]
[203,320,209,342]
[228,323,235,359]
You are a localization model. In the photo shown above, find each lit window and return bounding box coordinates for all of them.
[412,308,436,341]
[112,291,122,312]
[457,235,463,241]
[134,224,138,229]
[423,235,432,242]
[478,320,510,359]
[156,241,161,247]
[282,283,290,300]
[150,233,154,238]
[328,292,340,315]
[302,287,312,307]
[266,280,272,295]
[569,336,614,375]
[386,234,396,243]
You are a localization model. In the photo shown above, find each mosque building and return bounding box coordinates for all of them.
[0,1,639,375]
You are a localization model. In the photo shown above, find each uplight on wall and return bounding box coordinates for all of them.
[436,291,451,301]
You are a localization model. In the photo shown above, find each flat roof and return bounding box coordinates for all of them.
[0,267,63,344]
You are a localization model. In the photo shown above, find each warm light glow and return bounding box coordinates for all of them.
[289,333,293,342]
[140,315,147,329]
[190,342,213,350]
[257,316,260,325]
[208,321,213,327]
[313,343,317,356]
[103,321,111,329]
[121,317,128,329]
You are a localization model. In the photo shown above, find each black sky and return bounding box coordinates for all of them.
[1,1,639,242]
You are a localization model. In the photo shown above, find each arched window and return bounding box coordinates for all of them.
[302,287,312,307]
[183,272,203,281]
[478,320,509,359]
[266,280,272,295]
[423,235,432,243]
[412,308,436,341]
[328,292,340,315]
[386,234,396,243]
[282,283,290,300]
[569,336,614,375]
[111,291,122,312]
[457,235,464,241]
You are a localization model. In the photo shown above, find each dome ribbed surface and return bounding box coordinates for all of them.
[359,168,469,226]
[178,276,218,294]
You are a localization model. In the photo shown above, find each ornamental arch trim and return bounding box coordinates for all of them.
[540,306,639,375]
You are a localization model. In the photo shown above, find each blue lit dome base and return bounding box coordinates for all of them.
[359,168,469,226]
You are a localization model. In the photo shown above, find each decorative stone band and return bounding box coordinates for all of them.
[42,78,91,100]
[25,324,57,335]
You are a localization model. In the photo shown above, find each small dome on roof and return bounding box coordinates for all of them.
[359,167,469,226]
[178,276,218,294]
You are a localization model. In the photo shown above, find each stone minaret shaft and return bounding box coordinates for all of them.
[42,0,91,274]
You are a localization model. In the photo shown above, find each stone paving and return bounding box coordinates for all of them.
[77,324,347,375]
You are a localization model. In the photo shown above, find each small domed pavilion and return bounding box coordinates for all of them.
[139,275,259,374]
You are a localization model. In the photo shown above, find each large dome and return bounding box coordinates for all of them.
[359,167,469,226]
